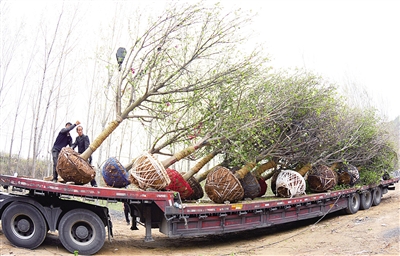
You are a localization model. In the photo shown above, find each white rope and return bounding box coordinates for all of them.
[276,170,306,198]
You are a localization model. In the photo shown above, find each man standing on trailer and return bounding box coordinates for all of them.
[72,125,98,187]
[52,121,80,182]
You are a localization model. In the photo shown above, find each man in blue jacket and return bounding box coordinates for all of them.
[52,121,80,182]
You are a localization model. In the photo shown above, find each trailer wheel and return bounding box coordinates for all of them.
[372,187,382,206]
[1,202,47,249]
[359,190,372,210]
[345,193,360,214]
[58,209,105,255]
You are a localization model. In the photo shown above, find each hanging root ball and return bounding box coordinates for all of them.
[275,170,306,198]
[165,168,194,200]
[239,172,261,199]
[205,166,244,204]
[307,165,338,192]
[56,147,95,185]
[186,176,204,200]
[130,152,170,190]
[101,157,131,188]
[334,163,360,186]
[257,177,267,197]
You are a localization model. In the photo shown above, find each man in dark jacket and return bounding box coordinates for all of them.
[52,121,80,182]
[72,125,97,187]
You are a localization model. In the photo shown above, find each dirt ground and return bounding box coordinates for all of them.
[0,183,399,256]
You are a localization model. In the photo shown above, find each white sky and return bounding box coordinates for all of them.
[226,0,400,120]
[2,0,399,121]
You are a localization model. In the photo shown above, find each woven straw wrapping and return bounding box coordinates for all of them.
[56,147,95,185]
[205,166,244,204]
[130,152,170,190]
[239,172,261,199]
[308,165,338,192]
[186,176,204,200]
[102,157,131,188]
[165,168,194,199]
[275,170,306,198]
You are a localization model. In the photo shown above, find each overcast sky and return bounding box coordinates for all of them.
[2,0,399,122]
[227,0,400,120]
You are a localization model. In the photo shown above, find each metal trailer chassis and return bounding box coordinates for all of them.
[0,175,398,255]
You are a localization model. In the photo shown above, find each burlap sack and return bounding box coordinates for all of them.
[57,147,95,185]
[102,157,131,188]
[205,166,244,204]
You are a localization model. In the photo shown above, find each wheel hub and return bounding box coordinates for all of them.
[75,225,89,239]
[17,218,31,233]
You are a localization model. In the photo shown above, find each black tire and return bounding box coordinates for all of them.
[372,187,382,206]
[58,209,105,255]
[359,190,373,210]
[1,202,47,249]
[345,193,360,214]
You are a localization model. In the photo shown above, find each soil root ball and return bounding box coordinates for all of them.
[205,166,244,203]
[130,152,170,190]
[102,157,131,188]
[57,147,95,185]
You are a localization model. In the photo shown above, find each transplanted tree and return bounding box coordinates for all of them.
[58,2,266,180]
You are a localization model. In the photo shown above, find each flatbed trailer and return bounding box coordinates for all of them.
[0,174,398,255]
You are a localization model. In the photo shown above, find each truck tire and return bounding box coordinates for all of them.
[58,208,105,255]
[372,187,382,206]
[345,193,360,214]
[359,190,373,210]
[1,202,47,249]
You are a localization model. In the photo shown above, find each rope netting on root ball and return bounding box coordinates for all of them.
[130,152,170,190]
[331,163,359,186]
[165,168,194,200]
[275,170,306,198]
[307,165,338,192]
[205,166,244,204]
[56,147,96,185]
[102,157,131,188]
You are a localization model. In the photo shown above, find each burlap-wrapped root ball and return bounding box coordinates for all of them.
[56,147,95,185]
[165,168,194,200]
[308,165,338,192]
[102,157,131,188]
[239,172,261,199]
[131,152,170,190]
[275,170,306,198]
[186,177,204,200]
[333,163,359,186]
[205,166,244,204]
